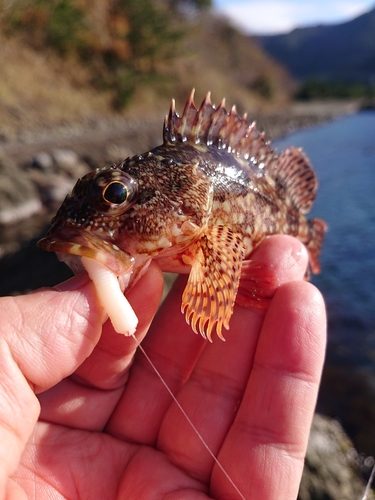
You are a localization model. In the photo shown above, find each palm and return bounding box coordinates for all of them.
[2,236,326,500]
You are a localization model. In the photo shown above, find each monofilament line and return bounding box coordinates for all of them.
[131,333,247,500]
[361,462,375,500]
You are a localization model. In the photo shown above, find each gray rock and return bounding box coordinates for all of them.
[299,414,374,500]
[45,175,76,204]
[51,149,90,178]
[52,148,79,170]
[32,151,53,171]
[0,198,42,224]
[0,154,42,223]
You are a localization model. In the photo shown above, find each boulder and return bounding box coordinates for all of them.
[299,414,374,500]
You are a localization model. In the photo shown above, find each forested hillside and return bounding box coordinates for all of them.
[0,0,294,140]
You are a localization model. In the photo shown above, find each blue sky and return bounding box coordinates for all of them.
[214,0,375,34]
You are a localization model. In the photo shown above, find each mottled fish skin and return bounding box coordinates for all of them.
[38,90,327,340]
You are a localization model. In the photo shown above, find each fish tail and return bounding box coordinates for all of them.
[304,218,328,274]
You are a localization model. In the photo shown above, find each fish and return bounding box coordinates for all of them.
[38,90,327,341]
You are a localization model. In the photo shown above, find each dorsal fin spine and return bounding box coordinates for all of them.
[228,117,248,152]
[207,105,227,146]
[163,92,317,211]
[179,89,197,141]
[192,92,215,144]
[164,98,178,143]
[219,106,239,149]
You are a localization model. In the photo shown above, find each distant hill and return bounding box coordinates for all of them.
[256,6,375,83]
[0,0,294,141]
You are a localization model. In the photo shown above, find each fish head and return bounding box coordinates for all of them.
[38,152,213,282]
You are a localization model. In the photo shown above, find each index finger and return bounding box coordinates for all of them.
[211,280,326,500]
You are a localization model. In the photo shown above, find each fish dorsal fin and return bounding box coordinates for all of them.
[163,89,276,172]
[271,147,318,213]
[163,90,318,212]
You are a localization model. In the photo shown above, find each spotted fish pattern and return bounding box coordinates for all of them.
[38,90,327,340]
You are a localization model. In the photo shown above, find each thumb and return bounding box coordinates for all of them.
[1,273,105,393]
[0,273,104,494]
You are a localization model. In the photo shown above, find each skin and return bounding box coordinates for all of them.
[0,235,326,500]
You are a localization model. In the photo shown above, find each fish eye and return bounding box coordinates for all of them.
[90,170,138,214]
[103,181,129,204]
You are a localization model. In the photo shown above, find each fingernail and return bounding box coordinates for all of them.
[290,240,308,264]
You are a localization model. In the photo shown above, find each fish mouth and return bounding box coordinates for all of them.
[37,226,134,276]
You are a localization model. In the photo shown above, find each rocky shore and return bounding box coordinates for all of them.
[1,99,373,499]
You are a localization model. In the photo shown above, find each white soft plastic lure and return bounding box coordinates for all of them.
[81,256,138,335]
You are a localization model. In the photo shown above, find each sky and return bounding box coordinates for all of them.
[214,0,375,35]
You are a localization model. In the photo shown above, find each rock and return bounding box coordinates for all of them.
[52,148,79,170]
[299,414,374,500]
[360,99,375,111]
[0,154,42,224]
[0,198,42,224]
[51,148,90,178]
[32,151,53,170]
[34,172,76,205]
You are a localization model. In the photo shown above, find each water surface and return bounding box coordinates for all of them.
[276,111,375,374]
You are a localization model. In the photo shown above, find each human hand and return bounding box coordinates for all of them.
[0,235,326,500]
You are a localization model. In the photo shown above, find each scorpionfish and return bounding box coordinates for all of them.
[38,90,327,340]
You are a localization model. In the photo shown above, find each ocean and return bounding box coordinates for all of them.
[276,111,375,377]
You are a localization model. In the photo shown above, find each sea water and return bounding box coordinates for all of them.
[276,111,375,375]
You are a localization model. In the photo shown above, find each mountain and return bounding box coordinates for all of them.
[256,6,375,83]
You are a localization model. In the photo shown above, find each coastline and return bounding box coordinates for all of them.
[256,100,360,139]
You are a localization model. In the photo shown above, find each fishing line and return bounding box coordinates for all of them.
[131,333,247,500]
[361,462,375,500]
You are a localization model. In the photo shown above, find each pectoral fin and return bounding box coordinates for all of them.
[181,225,245,341]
